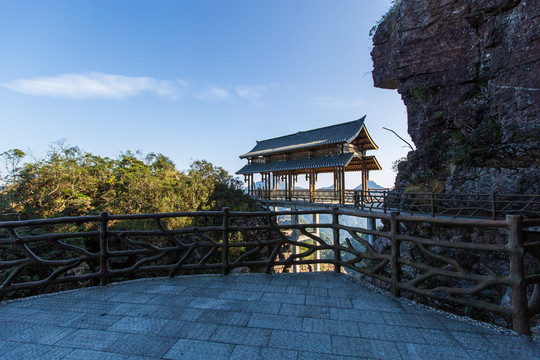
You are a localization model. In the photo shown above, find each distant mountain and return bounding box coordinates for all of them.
[252,181,306,190]
[318,180,386,190]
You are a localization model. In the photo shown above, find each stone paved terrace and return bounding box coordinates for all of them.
[1,273,539,360]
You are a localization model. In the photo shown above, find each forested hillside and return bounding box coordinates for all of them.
[0,143,257,220]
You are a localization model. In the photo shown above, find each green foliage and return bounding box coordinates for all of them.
[450,120,507,167]
[369,0,401,37]
[0,143,254,219]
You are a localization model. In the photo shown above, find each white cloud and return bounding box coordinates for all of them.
[2,72,183,100]
[194,87,232,101]
[313,96,366,108]
[235,84,277,106]
[3,73,280,104]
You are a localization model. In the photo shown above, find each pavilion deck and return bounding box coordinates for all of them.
[1,273,539,360]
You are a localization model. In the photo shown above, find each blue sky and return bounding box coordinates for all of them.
[0,0,410,188]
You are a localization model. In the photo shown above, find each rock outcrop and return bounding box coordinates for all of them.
[371,0,540,193]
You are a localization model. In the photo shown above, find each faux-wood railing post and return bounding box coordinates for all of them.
[491,192,496,220]
[507,215,530,335]
[390,211,401,297]
[222,207,230,275]
[430,193,435,217]
[99,211,110,286]
[332,207,341,273]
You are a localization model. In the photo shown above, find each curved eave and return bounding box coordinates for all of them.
[236,153,355,175]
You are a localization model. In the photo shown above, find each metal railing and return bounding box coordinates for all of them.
[0,209,539,334]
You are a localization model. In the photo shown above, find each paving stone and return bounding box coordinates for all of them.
[140,284,187,295]
[211,325,272,346]
[418,329,461,347]
[228,299,281,314]
[219,289,263,301]
[56,329,124,351]
[9,324,75,345]
[188,296,235,310]
[261,292,305,304]
[330,308,385,324]
[106,333,177,358]
[1,342,73,360]
[163,338,234,360]
[62,349,135,360]
[269,329,332,353]
[306,295,353,308]
[108,316,168,335]
[229,345,298,360]
[197,309,251,326]
[157,319,217,340]
[65,312,124,330]
[109,303,162,317]
[332,336,402,359]
[450,331,494,351]
[248,313,303,331]
[396,342,473,360]
[382,312,446,329]
[108,292,157,304]
[2,273,539,360]
[279,303,331,319]
[151,305,203,321]
[304,317,360,337]
[178,287,223,297]
[287,285,328,296]
[358,323,427,344]
[484,334,540,358]
[299,352,369,360]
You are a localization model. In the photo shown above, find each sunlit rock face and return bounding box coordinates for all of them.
[371,0,540,192]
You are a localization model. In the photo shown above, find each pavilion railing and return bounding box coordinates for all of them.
[0,208,538,335]
[252,189,540,219]
[354,190,540,220]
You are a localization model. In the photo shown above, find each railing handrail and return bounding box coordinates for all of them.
[0,208,538,335]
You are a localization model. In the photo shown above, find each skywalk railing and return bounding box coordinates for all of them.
[253,189,540,219]
[0,209,539,335]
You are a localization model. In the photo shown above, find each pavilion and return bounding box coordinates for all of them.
[237,117,381,204]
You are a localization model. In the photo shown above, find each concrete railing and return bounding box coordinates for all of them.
[0,208,539,334]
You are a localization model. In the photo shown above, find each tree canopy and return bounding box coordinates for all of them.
[0,143,256,220]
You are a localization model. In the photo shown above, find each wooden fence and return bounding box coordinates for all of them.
[0,208,539,334]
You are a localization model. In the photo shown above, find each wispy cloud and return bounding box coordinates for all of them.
[194,87,232,101]
[2,72,280,104]
[312,96,366,108]
[235,84,277,106]
[2,72,183,100]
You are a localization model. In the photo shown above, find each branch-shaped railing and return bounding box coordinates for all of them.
[0,208,538,335]
[253,189,540,219]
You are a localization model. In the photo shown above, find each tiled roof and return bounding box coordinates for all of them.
[240,117,366,158]
[236,153,355,175]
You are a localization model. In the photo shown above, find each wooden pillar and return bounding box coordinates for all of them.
[340,167,345,204]
[291,205,299,273]
[361,154,367,205]
[313,212,320,272]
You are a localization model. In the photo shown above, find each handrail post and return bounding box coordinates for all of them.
[332,207,341,273]
[491,192,496,220]
[390,211,401,297]
[99,211,109,286]
[383,190,387,214]
[430,193,435,217]
[507,215,530,335]
[222,207,230,275]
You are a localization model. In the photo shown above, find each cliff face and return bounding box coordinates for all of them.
[371,0,540,193]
